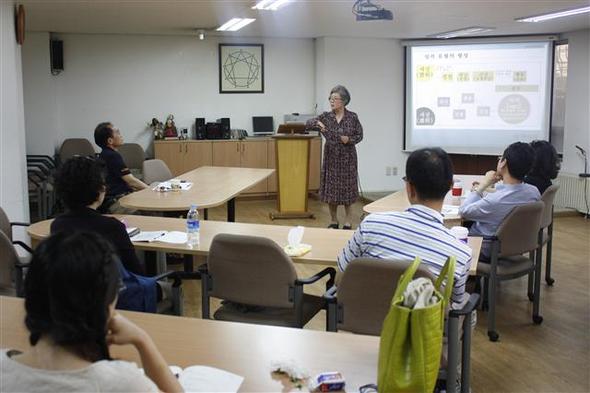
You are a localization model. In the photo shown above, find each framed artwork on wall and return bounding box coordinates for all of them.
[219,43,264,94]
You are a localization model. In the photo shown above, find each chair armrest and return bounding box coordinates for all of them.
[15,260,30,269]
[153,271,182,287]
[296,267,336,286]
[13,241,33,254]
[449,293,480,318]
[323,285,338,301]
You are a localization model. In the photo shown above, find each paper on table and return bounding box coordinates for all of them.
[158,231,188,244]
[130,231,166,242]
[152,181,193,191]
[442,205,460,217]
[170,365,244,392]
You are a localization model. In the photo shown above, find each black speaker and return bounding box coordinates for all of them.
[195,118,206,140]
[217,118,231,139]
[50,40,64,72]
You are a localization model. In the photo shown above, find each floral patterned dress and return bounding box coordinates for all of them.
[306,109,363,205]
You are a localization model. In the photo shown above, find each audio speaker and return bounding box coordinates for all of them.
[217,118,231,139]
[50,40,64,72]
[195,118,206,140]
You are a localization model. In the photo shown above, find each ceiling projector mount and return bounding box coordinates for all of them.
[352,0,393,21]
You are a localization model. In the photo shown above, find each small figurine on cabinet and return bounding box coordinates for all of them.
[163,114,178,138]
[148,117,164,140]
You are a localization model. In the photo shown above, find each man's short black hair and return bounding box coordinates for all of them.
[405,147,454,200]
[55,157,105,210]
[94,122,113,149]
[502,142,536,180]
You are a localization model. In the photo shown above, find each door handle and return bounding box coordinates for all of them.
[236,143,239,152]
[179,143,182,153]
[185,144,188,153]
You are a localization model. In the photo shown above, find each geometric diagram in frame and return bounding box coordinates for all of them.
[219,44,264,93]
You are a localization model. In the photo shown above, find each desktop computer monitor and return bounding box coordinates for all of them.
[252,116,274,136]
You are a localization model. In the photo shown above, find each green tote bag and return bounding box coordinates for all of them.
[377,256,456,393]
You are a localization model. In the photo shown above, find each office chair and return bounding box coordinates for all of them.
[118,143,145,180]
[0,231,28,297]
[143,159,172,185]
[477,201,544,342]
[200,233,335,328]
[58,138,96,164]
[324,258,479,393]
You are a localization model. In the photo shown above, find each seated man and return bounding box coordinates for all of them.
[337,148,472,308]
[94,122,148,213]
[459,141,541,260]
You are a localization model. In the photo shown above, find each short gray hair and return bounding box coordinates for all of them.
[330,85,351,106]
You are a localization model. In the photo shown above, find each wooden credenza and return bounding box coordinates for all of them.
[154,137,322,195]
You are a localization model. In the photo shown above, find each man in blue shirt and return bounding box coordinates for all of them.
[459,142,541,259]
[94,122,148,213]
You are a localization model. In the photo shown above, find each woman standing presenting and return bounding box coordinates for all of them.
[307,85,363,229]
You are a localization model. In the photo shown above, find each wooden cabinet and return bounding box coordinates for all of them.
[154,141,212,176]
[155,137,321,195]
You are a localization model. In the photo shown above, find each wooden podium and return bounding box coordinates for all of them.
[270,134,315,220]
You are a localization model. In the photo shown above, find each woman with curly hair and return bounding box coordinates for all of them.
[525,140,561,194]
[0,231,182,392]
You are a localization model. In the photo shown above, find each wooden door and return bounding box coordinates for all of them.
[241,140,268,194]
[309,137,322,190]
[154,141,184,176]
[184,142,212,172]
[267,140,277,193]
[212,141,241,167]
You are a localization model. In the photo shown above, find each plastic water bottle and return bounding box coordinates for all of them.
[186,204,200,246]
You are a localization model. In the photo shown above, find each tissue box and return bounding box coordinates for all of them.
[283,244,312,257]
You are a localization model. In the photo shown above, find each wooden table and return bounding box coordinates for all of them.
[119,166,275,222]
[28,215,482,274]
[0,296,378,392]
[363,175,484,225]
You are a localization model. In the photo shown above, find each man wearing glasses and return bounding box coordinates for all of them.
[459,141,541,260]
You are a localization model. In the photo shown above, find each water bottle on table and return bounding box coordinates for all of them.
[187,204,200,246]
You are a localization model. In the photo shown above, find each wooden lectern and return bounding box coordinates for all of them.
[270,134,315,219]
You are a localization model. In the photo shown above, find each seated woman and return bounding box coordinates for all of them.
[52,156,161,312]
[1,231,183,392]
[525,140,561,195]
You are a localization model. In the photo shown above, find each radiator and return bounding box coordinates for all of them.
[554,173,590,213]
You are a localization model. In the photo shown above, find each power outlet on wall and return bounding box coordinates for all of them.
[385,166,392,176]
[385,166,398,176]
[392,167,398,176]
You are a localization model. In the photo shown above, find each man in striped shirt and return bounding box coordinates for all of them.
[337,148,472,308]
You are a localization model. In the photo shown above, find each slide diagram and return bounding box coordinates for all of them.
[411,44,548,131]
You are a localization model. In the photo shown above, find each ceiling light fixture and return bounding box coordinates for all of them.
[216,18,256,32]
[252,0,291,11]
[428,26,496,39]
[515,5,590,22]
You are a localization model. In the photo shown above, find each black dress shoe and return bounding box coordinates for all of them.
[327,223,339,229]
[342,224,352,230]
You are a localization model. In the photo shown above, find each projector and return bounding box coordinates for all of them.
[354,0,393,21]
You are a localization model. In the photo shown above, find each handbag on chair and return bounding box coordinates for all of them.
[378,256,456,393]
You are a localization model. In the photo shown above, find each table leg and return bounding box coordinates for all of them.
[203,208,208,220]
[227,198,235,222]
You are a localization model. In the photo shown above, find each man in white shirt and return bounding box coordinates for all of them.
[459,142,541,260]
[338,148,472,308]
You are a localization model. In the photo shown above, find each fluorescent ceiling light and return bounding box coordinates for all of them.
[428,26,496,39]
[516,6,590,22]
[252,0,291,11]
[216,18,256,32]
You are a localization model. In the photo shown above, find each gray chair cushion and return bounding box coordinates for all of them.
[477,255,534,277]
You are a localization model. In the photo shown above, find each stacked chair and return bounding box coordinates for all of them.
[26,155,57,219]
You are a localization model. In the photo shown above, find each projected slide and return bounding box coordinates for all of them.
[405,42,552,155]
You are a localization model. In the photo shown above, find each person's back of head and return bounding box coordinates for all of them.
[405,147,454,201]
[529,140,560,180]
[94,122,113,149]
[24,231,121,362]
[55,157,105,210]
[502,142,536,180]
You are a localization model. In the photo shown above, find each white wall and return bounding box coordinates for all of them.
[0,1,29,223]
[315,37,406,192]
[22,33,316,157]
[562,29,590,175]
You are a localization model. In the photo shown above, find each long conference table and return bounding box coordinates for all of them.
[28,215,482,274]
[364,175,484,226]
[0,296,378,392]
[119,166,275,222]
